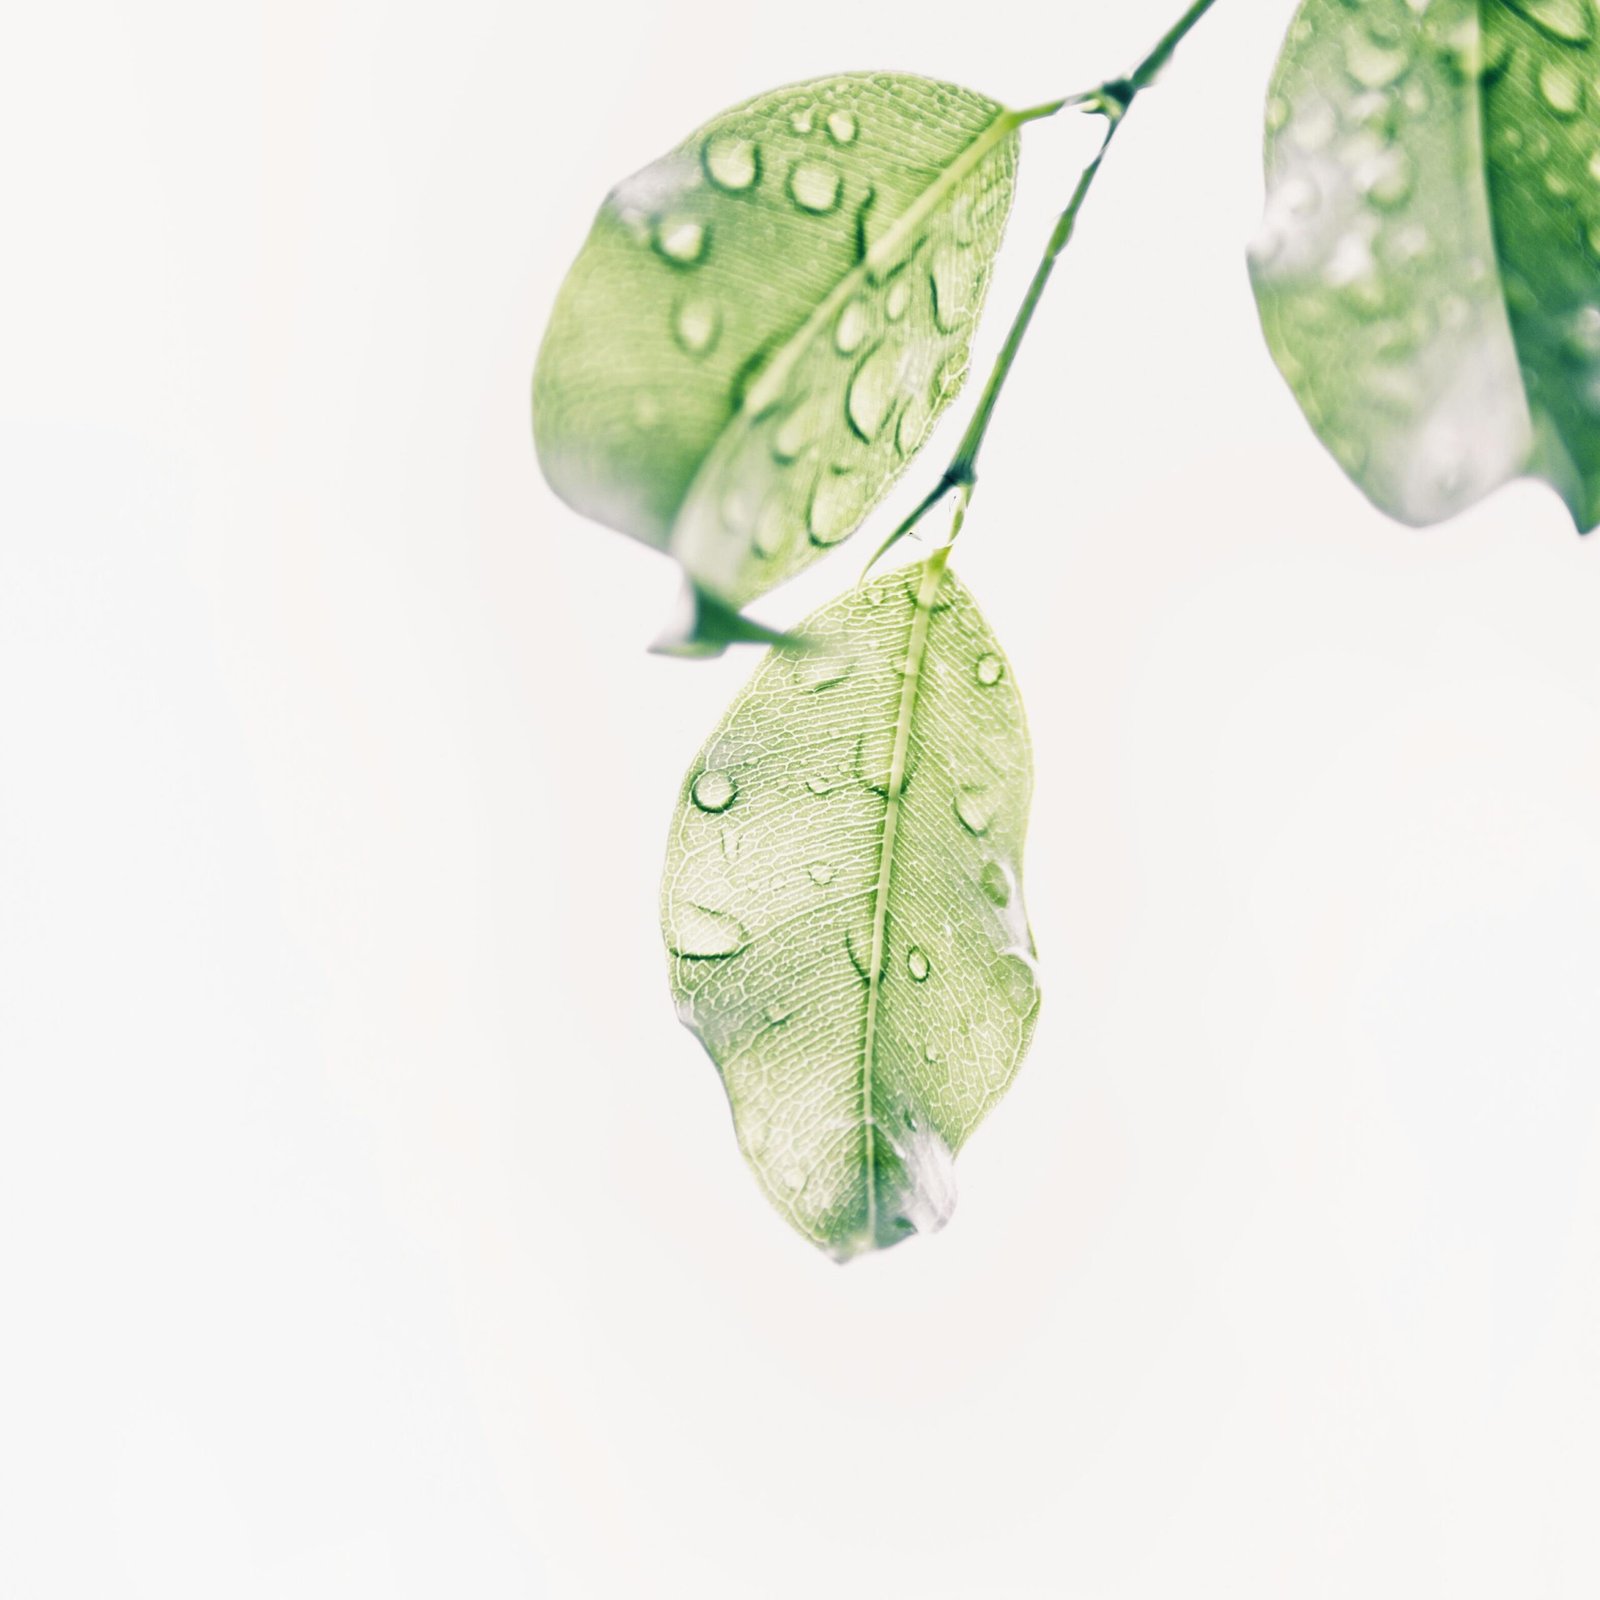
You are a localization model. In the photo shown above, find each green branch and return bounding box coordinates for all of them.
[868,0,1225,570]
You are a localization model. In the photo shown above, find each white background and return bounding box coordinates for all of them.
[8,1,1600,1595]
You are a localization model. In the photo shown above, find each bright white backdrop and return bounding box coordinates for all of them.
[8,1,1600,1595]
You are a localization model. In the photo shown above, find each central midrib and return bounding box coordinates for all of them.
[859,548,947,1242]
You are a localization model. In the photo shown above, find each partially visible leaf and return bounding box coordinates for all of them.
[535,74,1027,608]
[661,554,1038,1261]
[1250,0,1600,530]
[649,577,809,659]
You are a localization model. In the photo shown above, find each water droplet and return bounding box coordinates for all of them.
[752,497,789,561]
[845,927,879,980]
[1290,98,1337,151]
[907,947,931,982]
[1363,148,1414,209]
[808,861,836,886]
[955,785,997,837]
[691,769,738,813]
[807,468,868,546]
[793,650,852,693]
[806,772,842,796]
[789,162,842,214]
[790,107,814,134]
[975,653,1005,687]
[1264,95,1289,133]
[703,134,760,192]
[1589,147,1600,183]
[979,861,1011,908]
[1566,305,1600,359]
[885,278,910,322]
[721,827,743,862]
[995,953,1040,1018]
[923,1042,942,1064]
[652,216,707,265]
[673,296,721,356]
[1540,59,1585,116]
[826,108,858,144]
[668,902,748,960]
[771,401,817,463]
[929,247,973,333]
[1506,0,1593,46]
[855,727,897,796]
[834,298,869,355]
[846,345,895,442]
[1345,32,1409,89]
[1589,220,1600,260]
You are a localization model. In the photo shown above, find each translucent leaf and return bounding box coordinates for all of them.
[1250,0,1600,530]
[535,74,1024,607]
[661,557,1037,1260]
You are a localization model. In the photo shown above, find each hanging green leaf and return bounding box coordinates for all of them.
[1250,0,1600,531]
[535,74,1039,612]
[662,553,1038,1260]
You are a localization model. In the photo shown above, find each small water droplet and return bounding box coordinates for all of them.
[954,785,997,837]
[703,134,760,191]
[721,827,743,862]
[668,902,748,960]
[808,861,836,886]
[691,769,738,814]
[771,401,817,463]
[790,107,814,134]
[923,1042,942,1064]
[1505,0,1593,46]
[652,216,707,265]
[1290,98,1337,151]
[806,773,841,796]
[826,108,858,144]
[673,296,721,356]
[1589,220,1600,260]
[907,947,931,982]
[834,298,869,355]
[1589,147,1600,182]
[1363,148,1414,209]
[1541,59,1585,116]
[885,278,910,322]
[980,862,1011,908]
[929,247,973,333]
[1264,94,1289,133]
[975,653,1005,687]
[789,161,842,213]
[845,927,878,980]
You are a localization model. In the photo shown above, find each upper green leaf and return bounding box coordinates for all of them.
[661,554,1038,1261]
[534,74,1025,606]
[1251,0,1600,531]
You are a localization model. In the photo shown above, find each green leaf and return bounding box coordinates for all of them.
[661,553,1038,1261]
[534,74,1028,607]
[1250,0,1600,531]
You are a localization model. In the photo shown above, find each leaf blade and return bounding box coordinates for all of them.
[661,557,1038,1260]
[535,74,1022,604]
[1250,0,1600,530]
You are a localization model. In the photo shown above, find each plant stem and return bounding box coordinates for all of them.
[869,0,1225,568]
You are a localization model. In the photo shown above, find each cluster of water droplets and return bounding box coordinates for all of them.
[632,77,1016,597]
[1251,0,1600,519]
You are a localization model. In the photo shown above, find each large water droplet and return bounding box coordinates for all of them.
[907,947,931,982]
[826,108,858,144]
[789,162,842,214]
[1345,32,1409,89]
[975,653,1005,687]
[771,401,817,463]
[1539,58,1585,116]
[807,468,868,546]
[691,769,738,813]
[1506,0,1593,46]
[752,497,790,561]
[929,246,974,333]
[668,902,748,960]
[703,134,760,192]
[846,344,895,442]
[653,216,707,265]
[834,298,869,355]
[979,861,1011,908]
[885,278,911,322]
[995,953,1040,1018]
[954,785,997,837]
[674,296,721,356]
